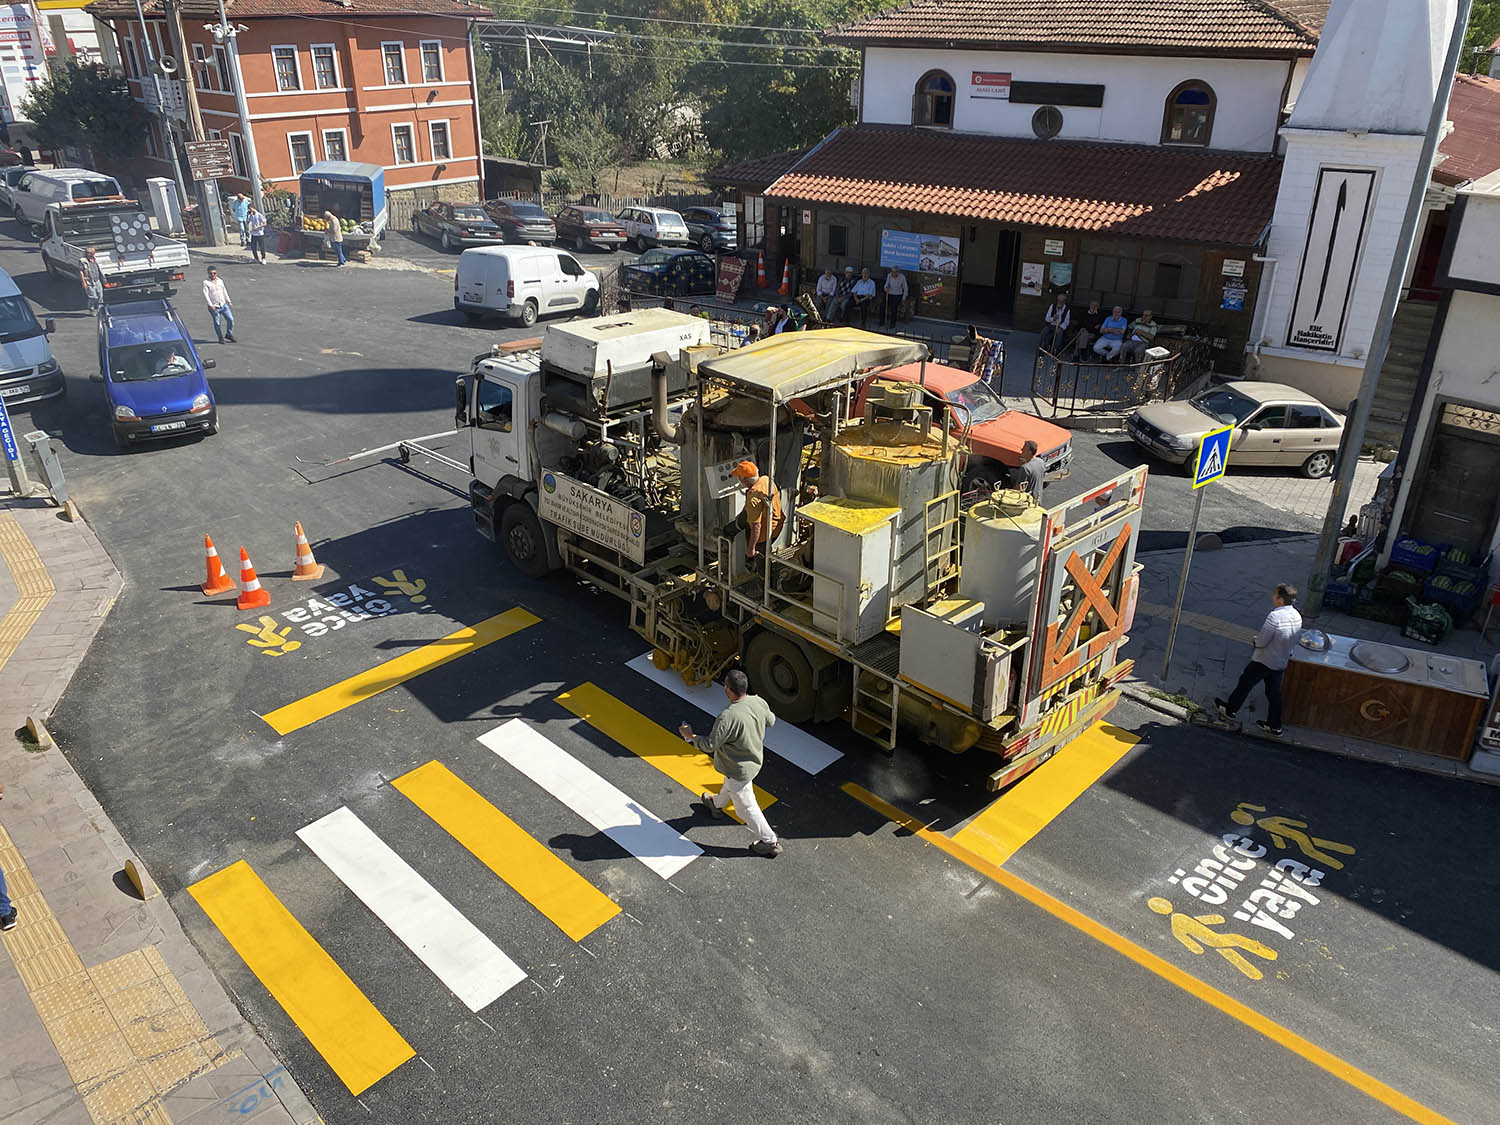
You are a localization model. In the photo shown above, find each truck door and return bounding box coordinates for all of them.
[470,371,523,488]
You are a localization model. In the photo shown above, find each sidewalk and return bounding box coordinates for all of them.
[0,489,320,1125]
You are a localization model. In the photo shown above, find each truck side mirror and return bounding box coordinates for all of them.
[454,376,467,427]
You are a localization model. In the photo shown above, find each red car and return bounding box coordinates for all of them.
[554,206,627,252]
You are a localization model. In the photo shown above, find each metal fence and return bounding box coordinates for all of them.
[1031,336,1213,417]
[385,188,719,232]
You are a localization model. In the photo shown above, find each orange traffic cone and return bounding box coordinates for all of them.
[200,534,236,596]
[756,251,768,289]
[291,521,324,581]
[777,260,790,296]
[236,547,271,610]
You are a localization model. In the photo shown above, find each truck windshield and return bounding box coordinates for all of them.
[71,181,120,200]
[110,340,195,381]
[0,295,43,343]
[945,379,1007,423]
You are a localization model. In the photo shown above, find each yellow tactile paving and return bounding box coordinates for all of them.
[0,510,56,675]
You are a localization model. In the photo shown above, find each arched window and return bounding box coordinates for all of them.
[913,70,955,128]
[1161,80,1215,146]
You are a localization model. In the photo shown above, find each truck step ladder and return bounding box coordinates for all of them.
[922,492,961,600]
[850,667,900,751]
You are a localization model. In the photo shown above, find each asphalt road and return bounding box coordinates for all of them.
[6,219,1498,1125]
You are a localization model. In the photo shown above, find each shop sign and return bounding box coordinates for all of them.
[970,71,1011,100]
[879,228,958,275]
[1287,167,1376,352]
[1222,258,1245,277]
[1221,278,1247,311]
[1043,238,1064,256]
[538,470,645,564]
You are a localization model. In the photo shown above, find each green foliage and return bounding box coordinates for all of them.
[475,46,527,159]
[260,181,297,229]
[509,58,588,144]
[557,109,625,191]
[1463,0,1500,73]
[544,167,574,193]
[22,61,149,160]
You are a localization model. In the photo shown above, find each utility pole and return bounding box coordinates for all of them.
[132,0,189,204]
[1304,0,1472,617]
[209,0,262,211]
[163,0,227,247]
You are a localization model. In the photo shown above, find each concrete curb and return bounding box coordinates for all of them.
[1120,682,1192,721]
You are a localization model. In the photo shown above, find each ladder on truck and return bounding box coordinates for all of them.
[848,634,903,751]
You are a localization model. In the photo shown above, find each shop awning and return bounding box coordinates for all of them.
[764,126,1284,247]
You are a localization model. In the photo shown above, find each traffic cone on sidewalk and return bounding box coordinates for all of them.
[777,260,790,296]
[756,252,768,289]
[236,548,271,610]
[200,534,236,596]
[291,521,324,581]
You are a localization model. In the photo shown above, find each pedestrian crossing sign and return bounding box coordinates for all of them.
[1193,425,1232,488]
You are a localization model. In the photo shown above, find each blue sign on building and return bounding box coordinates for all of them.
[879,229,922,271]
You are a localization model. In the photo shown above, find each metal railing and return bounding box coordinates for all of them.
[1031,334,1213,418]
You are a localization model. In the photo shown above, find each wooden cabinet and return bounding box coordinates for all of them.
[1283,658,1486,760]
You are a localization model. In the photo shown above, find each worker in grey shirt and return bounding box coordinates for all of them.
[1216,583,1304,735]
[1014,440,1046,497]
[679,668,782,857]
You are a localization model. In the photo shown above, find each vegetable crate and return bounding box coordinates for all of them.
[1389,536,1444,574]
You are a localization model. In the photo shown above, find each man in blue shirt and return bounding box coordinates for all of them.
[231,193,250,247]
[1092,304,1129,361]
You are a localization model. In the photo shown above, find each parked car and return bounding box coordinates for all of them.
[1127,380,1344,478]
[413,201,504,251]
[482,198,556,244]
[454,246,599,326]
[621,248,715,296]
[856,362,1071,492]
[0,266,62,407]
[616,206,690,251]
[12,168,123,234]
[681,206,737,253]
[0,165,37,214]
[92,299,218,450]
[554,206,627,252]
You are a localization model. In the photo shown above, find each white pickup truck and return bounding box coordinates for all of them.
[38,199,191,297]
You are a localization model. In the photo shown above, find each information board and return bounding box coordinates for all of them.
[536,470,646,563]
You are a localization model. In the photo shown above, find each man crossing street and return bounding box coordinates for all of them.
[679,670,782,857]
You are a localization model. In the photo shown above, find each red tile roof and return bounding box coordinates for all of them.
[826,0,1318,56]
[708,147,811,190]
[89,0,485,19]
[764,127,1283,246]
[1436,74,1500,186]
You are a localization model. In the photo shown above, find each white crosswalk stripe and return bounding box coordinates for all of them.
[297,807,528,1013]
[478,718,702,879]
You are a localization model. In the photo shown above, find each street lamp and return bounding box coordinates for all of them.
[204,2,263,210]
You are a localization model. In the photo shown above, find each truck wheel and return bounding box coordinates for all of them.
[744,630,817,724]
[962,463,1001,495]
[500,503,554,578]
[518,299,538,328]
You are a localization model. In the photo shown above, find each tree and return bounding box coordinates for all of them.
[1463,0,1500,73]
[22,61,148,160]
[508,58,588,161]
[557,109,625,193]
[474,46,527,159]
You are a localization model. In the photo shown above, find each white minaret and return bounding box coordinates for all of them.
[1250,0,1459,404]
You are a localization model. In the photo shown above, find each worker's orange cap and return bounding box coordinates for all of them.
[731,460,759,480]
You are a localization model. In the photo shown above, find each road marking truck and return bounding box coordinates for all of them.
[455,309,1146,789]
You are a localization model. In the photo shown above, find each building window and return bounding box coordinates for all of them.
[382,42,406,85]
[144,119,161,158]
[311,44,339,89]
[420,40,443,82]
[123,37,139,78]
[913,69,955,128]
[744,195,765,248]
[428,120,451,160]
[322,128,348,162]
[272,45,300,91]
[229,132,247,178]
[392,123,415,164]
[214,44,234,93]
[287,131,314,174]
[191,42,213,90]
[1162,80,1215,146]
[828,223,848,257]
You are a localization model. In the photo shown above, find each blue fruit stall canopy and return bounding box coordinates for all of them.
[297,162,387,250]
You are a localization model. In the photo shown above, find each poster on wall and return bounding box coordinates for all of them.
[1221,279,1247,311]
[970,72,1011,100]
[1048,261,1072,288]
[1019,262,1044,296]
[1286,167,1376,352]
[880,228,959,275]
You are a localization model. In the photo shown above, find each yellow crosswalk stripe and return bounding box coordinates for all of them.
[188,861,413,1096]
[952,722,1139,868]
[262,607,540,735]
[557,683,776,823]
[392,760,619,942]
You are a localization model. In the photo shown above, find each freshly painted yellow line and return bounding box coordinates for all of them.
[557,683,776,824]
[262,607,540,735]
[841,783,1452,1125]
[189,860,414,1096]
[393,760,619,942]
[953,721,1139,867]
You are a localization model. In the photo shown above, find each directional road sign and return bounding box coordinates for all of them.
[1193,425,1232,489]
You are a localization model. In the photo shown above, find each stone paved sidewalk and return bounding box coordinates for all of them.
[0,490,320,1125]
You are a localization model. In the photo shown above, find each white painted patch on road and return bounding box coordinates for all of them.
[297,807,526,1012]
[478,718,701,879]
[626,652,843,775]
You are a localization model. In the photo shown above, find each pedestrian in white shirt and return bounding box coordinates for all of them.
[1216,584,1303,735]
[247,206,268,264]
[202,266,235,344]
[882,266,908,328]
[814,266,838,320]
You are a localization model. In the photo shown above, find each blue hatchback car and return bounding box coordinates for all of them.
[92,300,218,449]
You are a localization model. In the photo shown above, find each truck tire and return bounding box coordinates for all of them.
[744,629,817,724]
[500,502,555,578]
[962,462,1002,495]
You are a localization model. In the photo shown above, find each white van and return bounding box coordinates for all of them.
[13,168,123,233]
[0,268,62,406]
[454,246,599,327]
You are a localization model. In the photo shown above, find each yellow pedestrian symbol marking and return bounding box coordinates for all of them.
[236,615,302,656]
[1148,897,1278,981]
[373,569,427,603]
[1230,803,1356,871]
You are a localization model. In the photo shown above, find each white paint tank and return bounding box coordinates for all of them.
[960,490,1045,630]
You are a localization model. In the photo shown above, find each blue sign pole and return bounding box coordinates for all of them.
[1161,427,1233,681]
[0,395,31,495]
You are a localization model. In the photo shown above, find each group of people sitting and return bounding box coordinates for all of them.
[1039,293,1161,364]
[810,265,910,329]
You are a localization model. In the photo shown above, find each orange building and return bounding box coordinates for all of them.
[89,0,487,201]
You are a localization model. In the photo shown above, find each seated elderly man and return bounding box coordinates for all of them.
[1092,305,1129,361]
[1121,308,1159,363]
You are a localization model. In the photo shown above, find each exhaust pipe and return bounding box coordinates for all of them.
[651,351,681,444]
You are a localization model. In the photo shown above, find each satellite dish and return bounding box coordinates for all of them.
[157,55,178,74]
